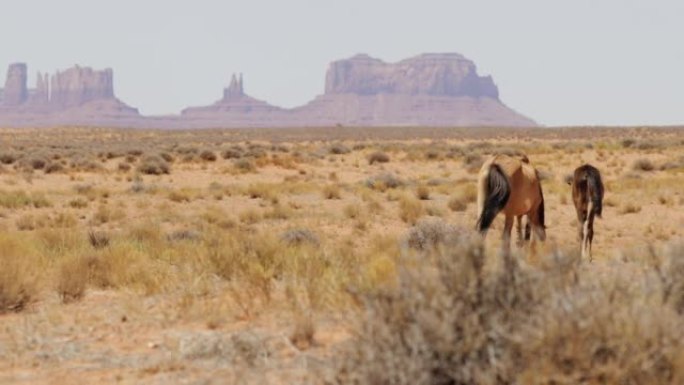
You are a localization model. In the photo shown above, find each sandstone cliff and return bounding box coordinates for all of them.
[0,53,536,128]
[50,66,115,108]
[3,63,28,106]
[324,53,499,98]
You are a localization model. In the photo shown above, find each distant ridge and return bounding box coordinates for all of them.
[0,53,536,128]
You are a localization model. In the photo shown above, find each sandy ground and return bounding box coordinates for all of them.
[0,126,682,383]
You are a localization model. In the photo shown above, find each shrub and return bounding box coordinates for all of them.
[620,202,642,214]
[222,148,243,159]
[137,155,170,175]
[280,228,319,247]
[233,158,255,173]
[332,239,684,385]
[0,153,17,164]
[68,198,89,209]
[29,157,47,170]
[365,173,404,191]
[322,184,342,200]
[0,236,38,313]
[632,158,655,172]
[56,256,89,303]
[415,185,430,200]
[621,138,636,148]
[44,162,64,174]
[159,152,175,162]
[398,195,424,224]
[88,230,110,249]
[329,143,351,155]
[200,150,217,162]
[447,195,468,211]
[118,162,131,172]
[344,203,362,219]
[368,151,390,165]
[404,218,464,251]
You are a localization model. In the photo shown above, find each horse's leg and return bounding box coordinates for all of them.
[576,207,587,258]
[586,207,596,262]
[502,215,514,256]
[581,202,593,261]
[515,215,524,248]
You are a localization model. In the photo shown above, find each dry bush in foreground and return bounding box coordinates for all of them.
[368,151,390,165]
[0,235,38,313]
[138,155,170,175]
[633,158,655,172]
[331,237,684,385]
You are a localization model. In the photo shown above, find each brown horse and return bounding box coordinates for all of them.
[568,164,604,261]
[476,154,546,254]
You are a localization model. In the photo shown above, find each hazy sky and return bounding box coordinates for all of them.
[2,0,683,126]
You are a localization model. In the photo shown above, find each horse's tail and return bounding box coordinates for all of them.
[587,168,604,218]
[476,163,510,234]
[536,182,546,229]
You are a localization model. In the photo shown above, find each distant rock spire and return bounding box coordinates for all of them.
[31,71,50,104]
[223,73,245,100]
[3,63,28,106]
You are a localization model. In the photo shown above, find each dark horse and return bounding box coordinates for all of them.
[568,164,604,261]
[476,154,546,254]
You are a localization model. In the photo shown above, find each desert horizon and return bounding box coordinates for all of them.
[2,0,684,384]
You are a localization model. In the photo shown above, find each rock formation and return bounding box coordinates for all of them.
[0,63,138,127]
[0,53,537,128]
[49,66,115,108]
[29,72,50,105]
[324,53,499,98]
[3,63,28,106]
[182,73,282,118]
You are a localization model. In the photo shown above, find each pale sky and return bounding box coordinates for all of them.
[2,0,683,126]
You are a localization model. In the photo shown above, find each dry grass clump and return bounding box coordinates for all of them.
[88,230,110,249]
[403,217,463,251]
[322,184,342,200]
[447,195,468,211]
[239,209,263,224]
[280,228,320,247]
[233,158,256,173]
[56,255,89,303]
[620,202,642,214]
[199,150,217,162]
[0,190,51,209]
[632,158,655,172]
[290,314,316,350]
[329,143,351,155]
[365,173,404,191]
[368,151,390,165]
[332,240,684,385]
[398,194,424,224]
[137,155,170,175]
[222,147,243,159]
[0,152,17,164]
[463,153,484,172]
[0,235,38,313]
[415,185,430,200]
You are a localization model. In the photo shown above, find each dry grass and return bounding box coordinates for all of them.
[0,126,682,382]
[332,238,684,385]
[398,194,424,224]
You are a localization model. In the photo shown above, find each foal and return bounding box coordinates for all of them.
[476,154,546,254]
[568,164,604,261]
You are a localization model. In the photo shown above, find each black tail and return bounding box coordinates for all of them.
[537,183,546,228]
[477,164,510,234]
[587,171,604,218]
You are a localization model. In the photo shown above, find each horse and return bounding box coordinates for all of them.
[476,154,546,254]
[568,164,604,261]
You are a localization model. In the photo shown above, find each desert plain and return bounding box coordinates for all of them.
[0,126,683,384]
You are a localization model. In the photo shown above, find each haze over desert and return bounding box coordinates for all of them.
[1,1,684,384]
